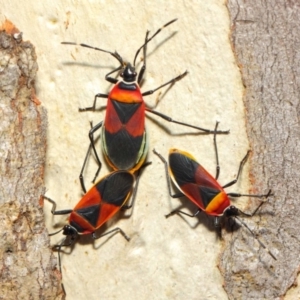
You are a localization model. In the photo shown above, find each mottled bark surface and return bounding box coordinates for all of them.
[0,21,64,299]
[219,1,300,299]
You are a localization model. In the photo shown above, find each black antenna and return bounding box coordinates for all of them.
[61,42,124,66]
[133,18,177,66]
[235,215,277,260]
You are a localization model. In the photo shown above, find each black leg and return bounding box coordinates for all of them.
[137,30,150,84]
[122,161,152,211]
[43,196,73,215]
[43,194,77,293]
[142,71,188,96]
[165,208,201,219]
[231,190,273,217]
[51,236,78,295]
[214,216,223,238]
[148,108,229,134]
[79,143,92,193]
[213,122,220,180]
[54,241,67,295]
[222,150,251,189]
[153,149,184,199]
[88,121,103,183]
[104,64,123,84]
[79,121,103,190]
[92,227,130,241]
[79,93,108,112]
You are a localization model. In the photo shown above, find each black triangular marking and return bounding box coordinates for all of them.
[199,186,220,208]
[96,172,133,206]
[111,100,141,124]
[75,204,100,227]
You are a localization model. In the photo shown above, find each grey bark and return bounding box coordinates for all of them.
[219,1,300,299]
[0,21,64,299]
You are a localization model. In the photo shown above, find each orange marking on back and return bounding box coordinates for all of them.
[109,84,143,103]
[205,191,230,216]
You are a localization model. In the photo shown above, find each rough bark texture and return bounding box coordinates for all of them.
[219,1,300,299]
[0,20,64,300]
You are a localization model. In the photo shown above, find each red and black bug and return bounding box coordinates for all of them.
[44,170,133,292]
[154,123,276,260]
[45,170,134,242]
[44,164,149,293]
[62,19,229,190]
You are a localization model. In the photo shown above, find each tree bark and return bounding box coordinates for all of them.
[219,1,300,299]
[0,20,64,299]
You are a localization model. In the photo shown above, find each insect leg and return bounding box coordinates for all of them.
[92,227,130,242]
[222,150,251,189]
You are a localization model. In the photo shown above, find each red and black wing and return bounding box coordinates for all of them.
[70,171,134,234]
[169,149,230,216]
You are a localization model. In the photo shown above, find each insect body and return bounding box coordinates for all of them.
[168,148,231,217]
[44,170,135,293]
[154,123,276,260]
[101,67,148,171]
[63,19,229,188]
